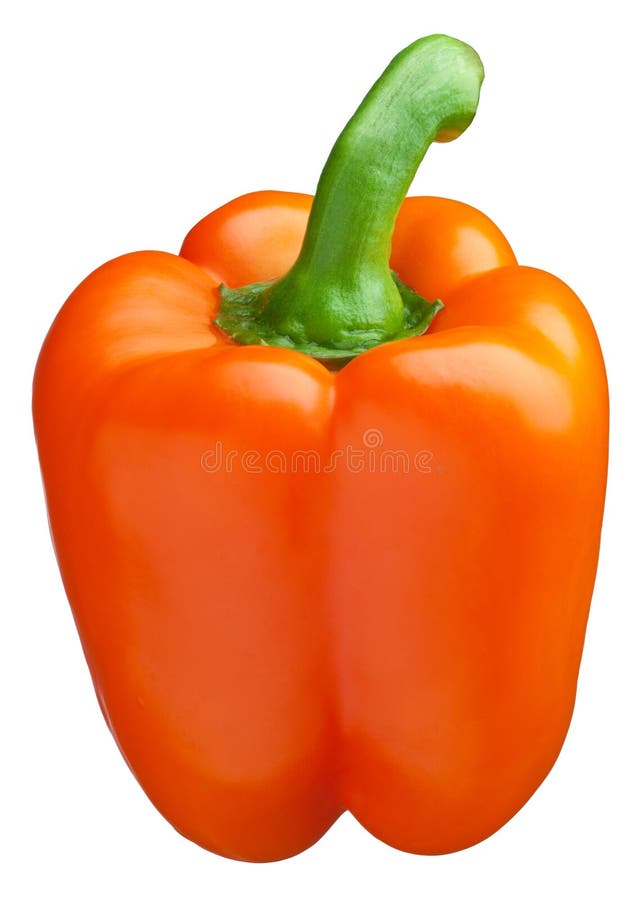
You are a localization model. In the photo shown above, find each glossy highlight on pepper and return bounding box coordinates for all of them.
[33,35,608,861]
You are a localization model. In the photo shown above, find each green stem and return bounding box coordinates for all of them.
[216,34,484,360]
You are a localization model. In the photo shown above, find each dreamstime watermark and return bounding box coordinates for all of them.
[201,428,441,476]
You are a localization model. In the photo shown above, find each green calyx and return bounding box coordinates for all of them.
[216,34,484,361]
[217,274,444,360]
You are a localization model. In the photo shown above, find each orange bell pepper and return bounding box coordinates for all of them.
[33,35,608,861]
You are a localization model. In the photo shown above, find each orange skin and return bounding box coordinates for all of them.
[33,191,608,861]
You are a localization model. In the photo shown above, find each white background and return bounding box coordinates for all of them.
[2,1,643,897]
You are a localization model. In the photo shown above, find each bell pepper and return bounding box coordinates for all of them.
[33,35,608,861]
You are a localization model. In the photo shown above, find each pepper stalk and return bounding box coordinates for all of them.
[216,34,484,360]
